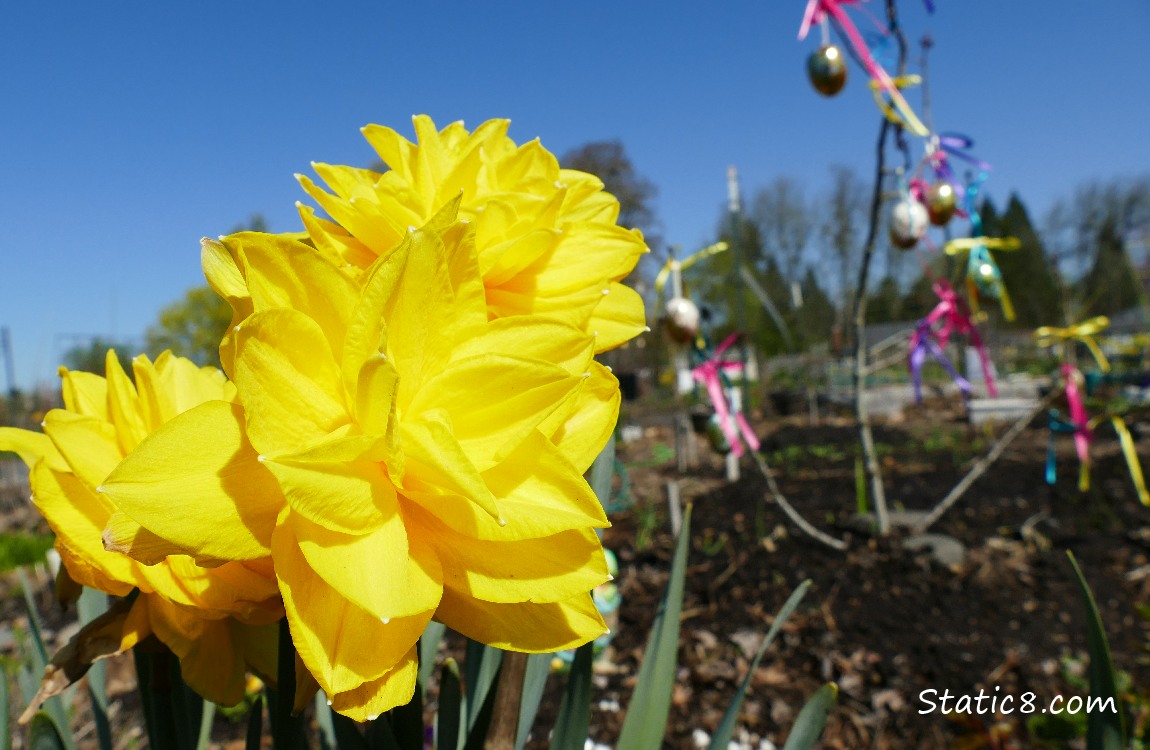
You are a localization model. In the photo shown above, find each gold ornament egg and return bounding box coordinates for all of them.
[807,45,847,96]
[925,182,958,226]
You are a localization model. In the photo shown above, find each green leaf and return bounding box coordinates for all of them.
[27,711,68,750]
[515,653,553,750]
[550,643,593,750]
[133,647,203,750]
[77,589,113,750]
[1067,551,1125,750]
[195,701,216,750]
[616,504,693,750]
[387,679,423,750]
[462,640,502,733]
[461,660,502,750]
[437,659,463,750]
[364,714,402,750]
[1,664,11,750]
[418,622,447,698]
[18,569,74,750]
[781,683,837,750]
[330,711,370,750]
[588,433,616,512]
[268,618,308,750]
[315,692,337,750]
[245,695,264,750]
[709,580,812,750]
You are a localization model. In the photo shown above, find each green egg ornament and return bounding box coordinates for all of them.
[925,182,958,226]
[807,45,846,96]
[705,413,732,455]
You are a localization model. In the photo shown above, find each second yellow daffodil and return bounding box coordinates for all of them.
[102,205,621,720]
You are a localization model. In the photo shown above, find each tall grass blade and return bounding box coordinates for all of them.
[27,711,68,750]
[245,695,264,750]
[1067,552,1124,750]
[514,653,553,750]
[781,683,837,750]
[437,659,463,750]
[550,643,593,750]
[709,580,812,750]
[77,588,112,750]
[616,504,693,750]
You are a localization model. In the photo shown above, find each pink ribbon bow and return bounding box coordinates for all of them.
[799,1,896,98]
[919,280,998,397]
[1062,363,1093,469]
[692,334,761,458]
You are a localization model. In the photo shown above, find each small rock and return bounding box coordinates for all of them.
[902,533,966,567]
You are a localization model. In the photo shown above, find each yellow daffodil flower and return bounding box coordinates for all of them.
[293,115,647,354]
[0,352,281,713]
[102,208,617,721]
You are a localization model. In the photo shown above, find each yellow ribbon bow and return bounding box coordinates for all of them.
[868,75,928,136]
[1034,316,1111,372]
[942,236,1021,256]
[944,236,1020,321]
[654,241,729,296]
[1084,414,1150,506]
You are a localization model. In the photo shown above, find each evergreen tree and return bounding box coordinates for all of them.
[1080,216,1143,316]
[866,275,903,324]
[797,267,836,346]
[987,195,1064,327]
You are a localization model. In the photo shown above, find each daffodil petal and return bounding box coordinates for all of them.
[226,232,359,358]
[43,410,121,489]
[409,503,608,604]
[104,351,149,455]
[103,511,187,566]
[101,400,282,562]
[435,590,607,653]
[273,518,433,695]
[539,362,620,472]
[28,461,135,593]
[147,596,247,707]
[0,427,67,472]
[400,413,500,522]
[59,368,109,420]
[234,308,350,457]
[328,646,418,722]
[406,354,582,470]
[588,282,647,353]
[449,317,593,376]
[291,513,441,622]
[261,457,394,535]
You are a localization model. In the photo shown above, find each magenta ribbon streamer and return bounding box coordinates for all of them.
[1062,363,1092,467]
[917,280,998,397]
[908,320,971,402]
[798,0,901,98]
[692,334,761,458]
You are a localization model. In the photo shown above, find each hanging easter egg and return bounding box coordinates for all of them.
[663,296,700,343]
[973,258,999,295]
[807,45,846,96]
[925,181,958,226]
[705,412,732,455]
[889,198,929,249]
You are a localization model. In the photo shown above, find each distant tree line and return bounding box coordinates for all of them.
[683,170,1150,358]
[59,141,1150,377]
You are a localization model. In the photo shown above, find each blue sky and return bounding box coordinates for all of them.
[2,1,1147,390]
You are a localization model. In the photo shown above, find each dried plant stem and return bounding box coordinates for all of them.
[852,0,913,535]
[914,389,1058,533]
[750,451,849,551]
[484,650,528,750]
